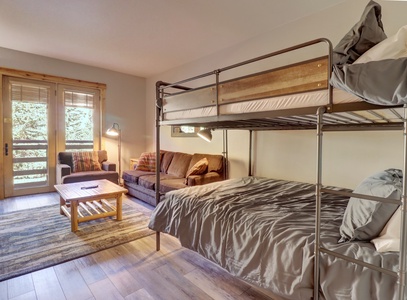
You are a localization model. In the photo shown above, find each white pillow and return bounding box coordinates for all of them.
[371,206,401,252]
[354,25,407,64]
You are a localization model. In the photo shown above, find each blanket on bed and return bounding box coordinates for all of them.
[149,177,400,300]
[330,0,407,106]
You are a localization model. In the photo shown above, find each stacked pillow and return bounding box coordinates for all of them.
[371,206,401,252]
[339,169,402,246]
[353,25,407,65]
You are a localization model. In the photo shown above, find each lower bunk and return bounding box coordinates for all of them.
[148,176,400,300]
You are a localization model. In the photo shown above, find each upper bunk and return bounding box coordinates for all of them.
[156,3,407,132]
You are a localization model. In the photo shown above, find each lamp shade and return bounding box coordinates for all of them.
[106,123,120,136]
[197,128,212,142]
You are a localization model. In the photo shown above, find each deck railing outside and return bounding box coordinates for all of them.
[12,139,93,188]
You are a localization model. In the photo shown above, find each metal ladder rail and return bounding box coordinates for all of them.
[314,105,407,300]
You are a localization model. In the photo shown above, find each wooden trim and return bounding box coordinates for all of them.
[219,57,328,103]
[0,68,107,199]
[0,76,3,200]
[162,57,328,113]
[0,67,106,89]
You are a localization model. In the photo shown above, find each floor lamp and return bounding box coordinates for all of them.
[106,123,121,184]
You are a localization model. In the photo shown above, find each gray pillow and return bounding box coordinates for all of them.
[339,169,402,243]
[332,0,386,66]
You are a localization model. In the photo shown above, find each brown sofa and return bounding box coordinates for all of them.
[56,150,118,184]
[122,151,225,206]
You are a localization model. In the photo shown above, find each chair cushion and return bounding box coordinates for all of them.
[72,151,102,173]
[62,171,118,184]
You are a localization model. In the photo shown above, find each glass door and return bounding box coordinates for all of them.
[3,77,57,197]
[56,85,100,152]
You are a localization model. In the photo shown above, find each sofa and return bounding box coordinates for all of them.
[56,150,119,184]
[122,151,225,206]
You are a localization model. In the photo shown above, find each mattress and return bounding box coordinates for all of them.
[149,177,400,300]
[163,88,363,121]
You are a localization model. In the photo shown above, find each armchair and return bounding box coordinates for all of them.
[56,150,119,184]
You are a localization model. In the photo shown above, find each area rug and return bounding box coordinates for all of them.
[0,202,155,281]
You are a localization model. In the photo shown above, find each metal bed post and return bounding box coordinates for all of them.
[223,130,228,180]
[249,130,253,177]
[155,82,163,251]
[398,105,407,299]
[314,106,325,300]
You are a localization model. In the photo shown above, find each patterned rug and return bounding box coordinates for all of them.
[0,201,154,281]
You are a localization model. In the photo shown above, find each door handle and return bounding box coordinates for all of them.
[5,143,8,156]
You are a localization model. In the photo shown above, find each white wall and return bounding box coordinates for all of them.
[0,47,146,173]
[146,0,407,189]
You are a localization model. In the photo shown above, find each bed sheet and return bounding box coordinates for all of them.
[149,177,400,300]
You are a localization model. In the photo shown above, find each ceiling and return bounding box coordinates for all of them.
[0,0,346,78]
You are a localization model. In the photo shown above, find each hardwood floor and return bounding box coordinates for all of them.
[0,193,278,300]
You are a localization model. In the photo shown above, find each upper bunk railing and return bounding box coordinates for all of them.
[156,38,334,127]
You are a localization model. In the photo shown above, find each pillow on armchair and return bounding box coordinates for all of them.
[72,151,102,173]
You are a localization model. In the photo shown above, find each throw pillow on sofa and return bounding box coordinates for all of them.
[72,151,102,173]
[136,152,156,172]
[135,151,166,172]
[184,158,208,184]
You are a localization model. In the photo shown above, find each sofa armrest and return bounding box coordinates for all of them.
[187,172,223,186]
[57,164,71,185]
[102,161,116,171]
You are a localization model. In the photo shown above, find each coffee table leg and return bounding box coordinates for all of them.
[70,201,79,232]
[116,194,123,221]
[59,196,65,215]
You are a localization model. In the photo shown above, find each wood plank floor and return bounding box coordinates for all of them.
[0,193,278,300]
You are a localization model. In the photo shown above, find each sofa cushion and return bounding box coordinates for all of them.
[122,169,155,184]
[167,152,193,178]
[138,173,180,190]
[189,153,223,173]
[160,178,187,193]
[161,151,175,173]
[72,151,102,173]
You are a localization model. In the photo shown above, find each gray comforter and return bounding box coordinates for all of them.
[149,177,400,300]
[331,0,407,106]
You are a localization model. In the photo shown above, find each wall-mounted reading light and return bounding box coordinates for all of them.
[197,128,212,142]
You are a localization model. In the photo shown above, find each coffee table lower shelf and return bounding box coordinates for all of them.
[60,199,120,225]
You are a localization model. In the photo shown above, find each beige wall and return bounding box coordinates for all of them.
[146,0,407,189]
[0,46,146,173]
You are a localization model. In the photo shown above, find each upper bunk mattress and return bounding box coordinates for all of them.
[163,88,363,121]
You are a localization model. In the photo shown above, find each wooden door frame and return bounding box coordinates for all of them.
[0,67,106,200]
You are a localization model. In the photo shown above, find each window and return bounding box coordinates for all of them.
[57,85,101,152]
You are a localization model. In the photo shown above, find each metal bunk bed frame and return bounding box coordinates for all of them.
[154,38,407,299]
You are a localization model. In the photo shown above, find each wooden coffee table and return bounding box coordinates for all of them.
[54,179,128,232]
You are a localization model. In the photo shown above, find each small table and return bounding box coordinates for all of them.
[54,179,128,232]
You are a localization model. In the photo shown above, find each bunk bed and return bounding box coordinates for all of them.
[149,1,407,299]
